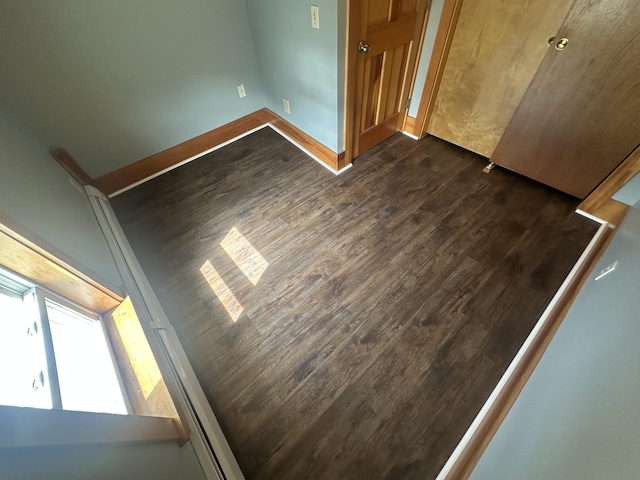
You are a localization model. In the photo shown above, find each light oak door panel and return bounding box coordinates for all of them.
[491,0,640,199]
[428,0,573,158]
[350,0,427,156]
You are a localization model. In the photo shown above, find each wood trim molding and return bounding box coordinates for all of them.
[401,3,432,134]
[413,0,464,138]
[343,0,361,166]
[0,212,123,313]
[403,115,418,137]
[94,110,268,196]
[577,144,640,226]
[0,405,181,448]
[263,109,345,171]
[90,108,346,196]
[52,148,94,186]
[438,222,616,479]
[104,296,190,444]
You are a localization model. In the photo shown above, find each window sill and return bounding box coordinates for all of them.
[0,405,182,448]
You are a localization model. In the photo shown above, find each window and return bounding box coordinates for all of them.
[0,268,127,415]
[0,217,187,447]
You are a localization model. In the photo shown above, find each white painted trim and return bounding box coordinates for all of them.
[108,125,269,198]
[575,208,608,225]
[85,187,245,480]
[267,123,352,175]
[108,123,353,197]
[401,130,420,140]
[435,222,611,480]
[336,162,353,174]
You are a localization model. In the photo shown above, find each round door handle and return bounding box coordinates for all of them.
[555,37,569,51]
[358,42,370,53]
[547,36,555,47]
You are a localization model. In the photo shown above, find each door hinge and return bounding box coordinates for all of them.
[405,98,411,110]
[425,0,432,12]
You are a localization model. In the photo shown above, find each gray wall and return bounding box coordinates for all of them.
[0,103,207,480]
[0,103,120,286]
[0,440,205,480]
[469,203,640,480]
[245,0,346,153]
[0,0,265,177]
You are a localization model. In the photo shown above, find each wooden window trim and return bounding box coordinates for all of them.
[0,211,123,314]
[0,217,189,446]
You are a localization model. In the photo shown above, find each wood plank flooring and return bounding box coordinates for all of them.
[111,128,598,480]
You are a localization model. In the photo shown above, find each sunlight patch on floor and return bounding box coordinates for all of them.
[200,260,244,322]
[220,226,269,286]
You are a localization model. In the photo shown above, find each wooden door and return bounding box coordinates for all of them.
[346,0,428,158]
[491,0,640,199]
[427,0,573,158]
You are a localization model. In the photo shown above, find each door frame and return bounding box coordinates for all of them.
[409,0,464,138]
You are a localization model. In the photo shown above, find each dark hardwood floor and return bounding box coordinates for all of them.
[112,128,598,480]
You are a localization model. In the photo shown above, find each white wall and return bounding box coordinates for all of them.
[0,0,265,177]
[0,103,120,285]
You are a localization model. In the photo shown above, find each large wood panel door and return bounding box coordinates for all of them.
[491,0,640,199]
[427,0,573,158]
[346,0,428,158]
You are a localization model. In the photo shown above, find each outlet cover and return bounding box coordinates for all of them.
[283,98,291,114]
[237,84,246,98]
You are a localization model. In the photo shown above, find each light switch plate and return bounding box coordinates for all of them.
[311,5,319,29]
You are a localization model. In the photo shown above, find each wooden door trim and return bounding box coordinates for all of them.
[344,0,364,165]
[411,0,464,138]
[400,1,431,134]
[398,1,431,138]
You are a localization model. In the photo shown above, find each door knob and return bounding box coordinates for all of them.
[358,42,370,53]
[547,36,555,47]
[555,37,569,51]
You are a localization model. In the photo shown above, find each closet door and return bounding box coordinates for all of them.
[491,0,640,199]
[427,0,573,158]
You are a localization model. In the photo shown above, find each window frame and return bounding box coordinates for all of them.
[0,216,188,447]
[33,286,133,415]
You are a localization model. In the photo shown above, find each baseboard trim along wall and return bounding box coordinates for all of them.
[91,109,348,197]
[262,109,349,172]
[435,221,615,480]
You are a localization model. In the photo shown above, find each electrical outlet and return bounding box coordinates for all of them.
[283,98,291,114]
[237,84,246,98]
[311,5,319,29]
